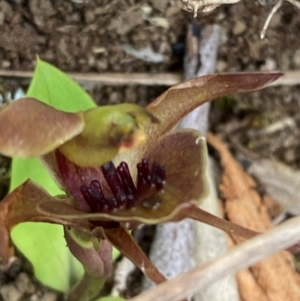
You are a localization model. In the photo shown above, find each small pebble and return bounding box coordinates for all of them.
[2,60,11,68]
[216,60,228,72]
[149,0,168,12]
[15,272,36,294]
[0,284,22,301]
[125,86,137,103]
[96,58,108,70]
[260,58,277,71]
[84,9,95,24]
[71,12,80,22]
[232,20,246,35]
[109,91,122,104]
[0,12,4,25]
[293,49,300,68]
[40,292,57,301]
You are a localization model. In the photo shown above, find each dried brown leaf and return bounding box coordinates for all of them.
[207,133,300,301]
[236,269,268,301]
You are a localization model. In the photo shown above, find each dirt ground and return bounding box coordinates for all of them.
[0,0,300,300]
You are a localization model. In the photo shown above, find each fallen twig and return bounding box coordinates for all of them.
[128,215,300,301]
[0,69,299,87]
[0,70,182,87]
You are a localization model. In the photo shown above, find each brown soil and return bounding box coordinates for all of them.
[0,0,300,300]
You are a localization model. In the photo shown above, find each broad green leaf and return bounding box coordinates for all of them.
[11,59,95,291]
[113,247,120,260]
[10,158,78,291]
[26,59,95,111]
[11,222,75,291]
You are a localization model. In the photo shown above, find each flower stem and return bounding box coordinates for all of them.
[104,225,166,284]
[68,272,106,301]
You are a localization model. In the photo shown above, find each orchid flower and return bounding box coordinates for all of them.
[0,61,281,300]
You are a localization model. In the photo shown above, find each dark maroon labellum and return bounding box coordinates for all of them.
[80,159,166,213]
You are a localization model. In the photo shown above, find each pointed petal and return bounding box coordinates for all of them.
[59,104,158,167]
[146,73,282,141]
[176,206,259,239]
[0,97,84,158]
[144,129,208,203]
[38,130,209,224]
[104,225,166,284]
[0,180,90,263]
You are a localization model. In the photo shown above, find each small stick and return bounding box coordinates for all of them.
[128,215,300,301]
[0,70,181,87]
[0,69,299,87]
[260,0,283,39]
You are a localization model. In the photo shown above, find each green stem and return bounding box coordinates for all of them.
[68,272,106,301]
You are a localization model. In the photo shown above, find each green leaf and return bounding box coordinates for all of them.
[10,60,95,291]
[113,247,120,260]
[27,58,96,111]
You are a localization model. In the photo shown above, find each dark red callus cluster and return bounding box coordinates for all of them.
[80,159,165,213]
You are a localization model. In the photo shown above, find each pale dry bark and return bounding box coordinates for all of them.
[193,162,239,301]
[249,158,300,216]
[111,256,136,297]
[144,24,239,301]
[143,23,216,290]
[188,25,239,301]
